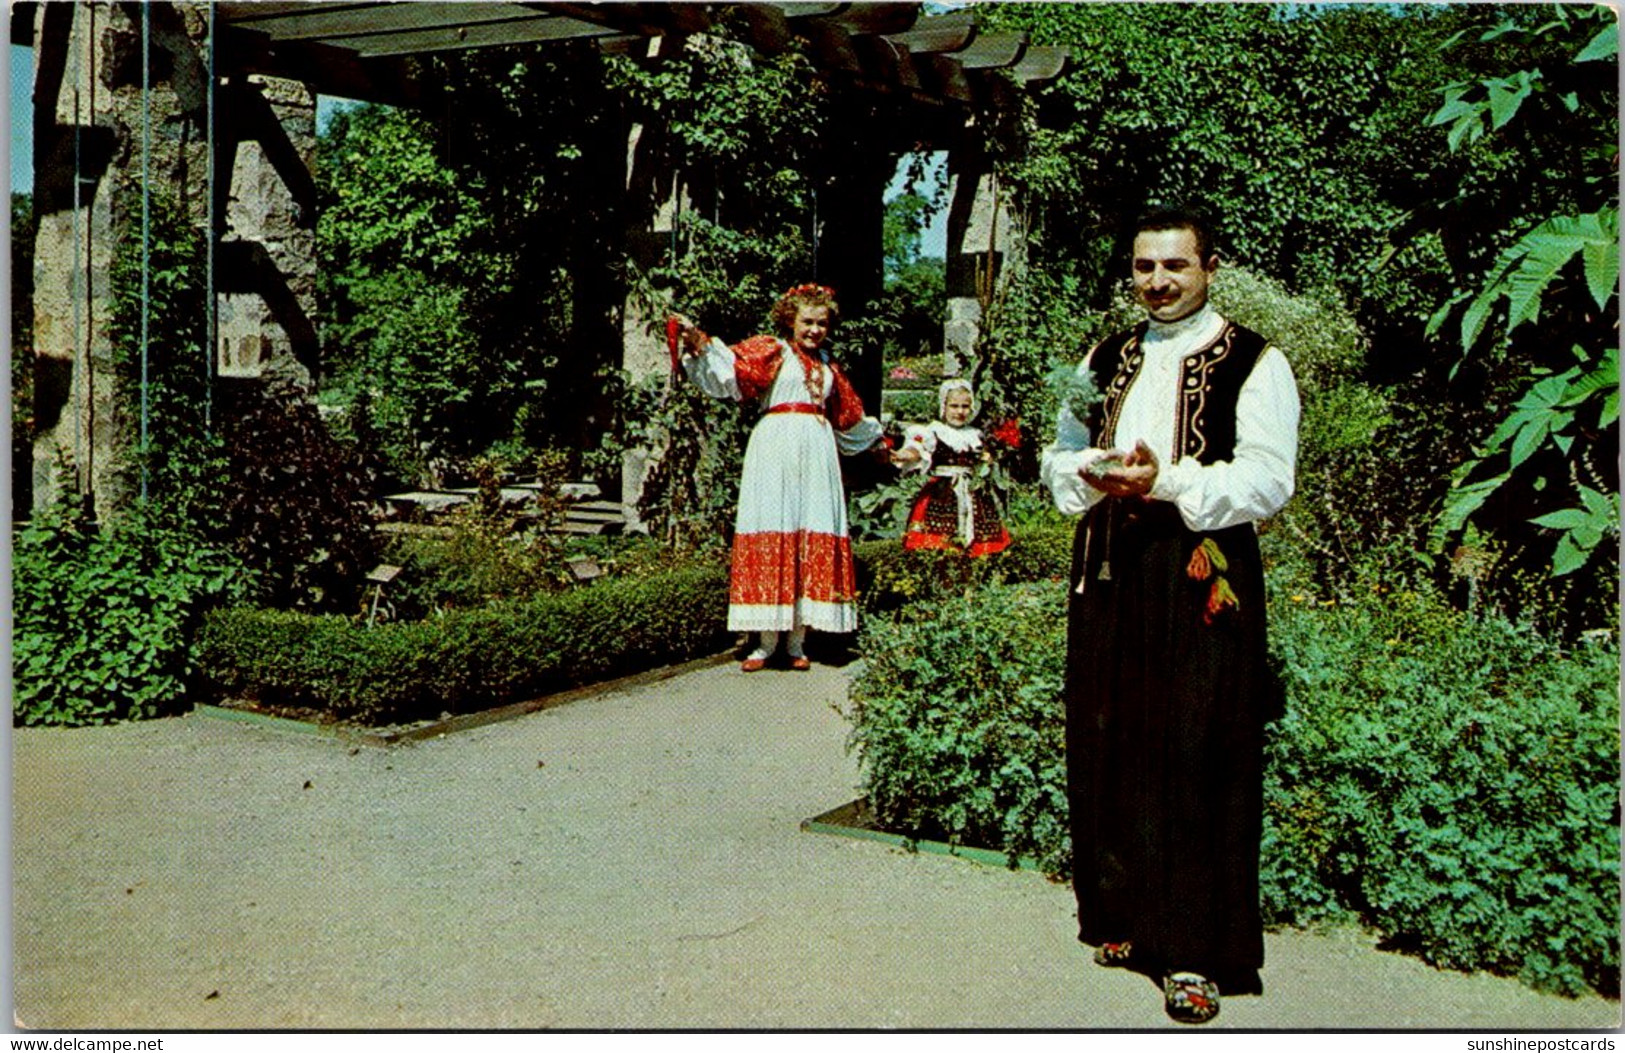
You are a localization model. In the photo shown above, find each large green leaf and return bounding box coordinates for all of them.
[1575,22,1619,62]
[1580,208,1620,308]
[1537,486,1619,577]
[1459,212,1617,351]
[1486,71,1539,130]
[1434,470,1512,551]
[1556,346,1620,423]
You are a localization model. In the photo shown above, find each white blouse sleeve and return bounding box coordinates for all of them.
[1040,364,1113,517]
[836,415,884,456]
[1149,346,1300,532]
[898,423,937,474]
[681,337,742,401]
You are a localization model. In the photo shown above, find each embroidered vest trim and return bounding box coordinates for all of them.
[1087,320,1269,466]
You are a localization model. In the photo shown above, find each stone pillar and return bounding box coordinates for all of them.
[28,1,318,516]
[617,139,686,529]
[943,150,1024,377]
[30,0,138,514]
[214,73,319,387]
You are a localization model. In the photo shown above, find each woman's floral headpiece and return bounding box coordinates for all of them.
[782,283,836,300]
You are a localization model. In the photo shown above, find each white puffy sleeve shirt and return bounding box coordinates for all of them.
[1040,307,1301,533]
[682,336,883,455]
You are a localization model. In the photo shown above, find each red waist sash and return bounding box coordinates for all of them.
[766,402,822,416]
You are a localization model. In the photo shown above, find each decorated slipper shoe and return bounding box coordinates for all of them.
[1092,941,1134,968]
[1163,972,1220,1024]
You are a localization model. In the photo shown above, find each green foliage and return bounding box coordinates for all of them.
[852,524,1072,612]
[106,187,216,511]
[1263,574,1620,997]
[976,268,1102,479]
[105,184,376,613]
[13,501,252,726]
[606,367,752,551]
[847,475,918,543]
[980,3,1462,299]
[881,387,935,425]
[1411,6,1618,589]
[848,582,1072,876]
[845,566,1620,997]
[875,255,946,361]
[216,375,379,612]
[196,562,731,724]
[379,452,577,615]
[1443,211,1618,353]
[876,183,947,362]
[12,191,36,509]
[316,104,524,484]
[610,29,824,324]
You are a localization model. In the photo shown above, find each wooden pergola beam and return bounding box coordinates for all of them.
[1009,44,1071,84]
[217,26,425,107]
[215,2,568,44]
[880,9,975,55]
[954,31,1025,71]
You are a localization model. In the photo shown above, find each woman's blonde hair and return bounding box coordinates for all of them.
[771,283,841,333]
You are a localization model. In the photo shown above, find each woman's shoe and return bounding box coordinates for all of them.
[1092,941,1133,968]
[740,657,768,672]
[1163,972,1220,1024]
[788,655,811,671]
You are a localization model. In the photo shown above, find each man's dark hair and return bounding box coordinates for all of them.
[1134,208,1219,265]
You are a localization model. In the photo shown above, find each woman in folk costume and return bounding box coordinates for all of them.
[673,284,885,672]
[891,378,1012,557]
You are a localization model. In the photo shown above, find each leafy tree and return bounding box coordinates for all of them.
[315,102,516,485]
[978,3,1473,303]
[973,2,1616,632]
[875,188,946,363]
[1417,7,1618,582]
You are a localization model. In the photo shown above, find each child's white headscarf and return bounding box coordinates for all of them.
[938,377,976,421]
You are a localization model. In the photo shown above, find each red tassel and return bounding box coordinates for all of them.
[666,316,684,371]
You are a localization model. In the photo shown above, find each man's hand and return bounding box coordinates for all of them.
[1082,440,1159,497]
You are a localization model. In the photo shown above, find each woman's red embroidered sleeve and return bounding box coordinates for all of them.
[730,335,783,400]
[826,365,868,432]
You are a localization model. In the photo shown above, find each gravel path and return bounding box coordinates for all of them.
[12,661,1619,1030]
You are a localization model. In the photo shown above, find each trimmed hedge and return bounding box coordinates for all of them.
[195,562,731,723]
[194,525,1076,725]
[848,578,1620,997]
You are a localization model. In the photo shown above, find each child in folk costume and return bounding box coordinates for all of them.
[891,378,1012,557]
[673,284,886,672]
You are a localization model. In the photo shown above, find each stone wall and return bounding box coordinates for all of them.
[943,156,1025,377]
[28,1,316,516]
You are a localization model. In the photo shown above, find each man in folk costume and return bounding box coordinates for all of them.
[676,285,885,671]
[1040,210,1300,1024]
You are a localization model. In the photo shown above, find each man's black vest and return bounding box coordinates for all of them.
[1085,319,1271,466]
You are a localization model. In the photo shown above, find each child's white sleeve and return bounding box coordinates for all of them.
[898,422,935,473]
